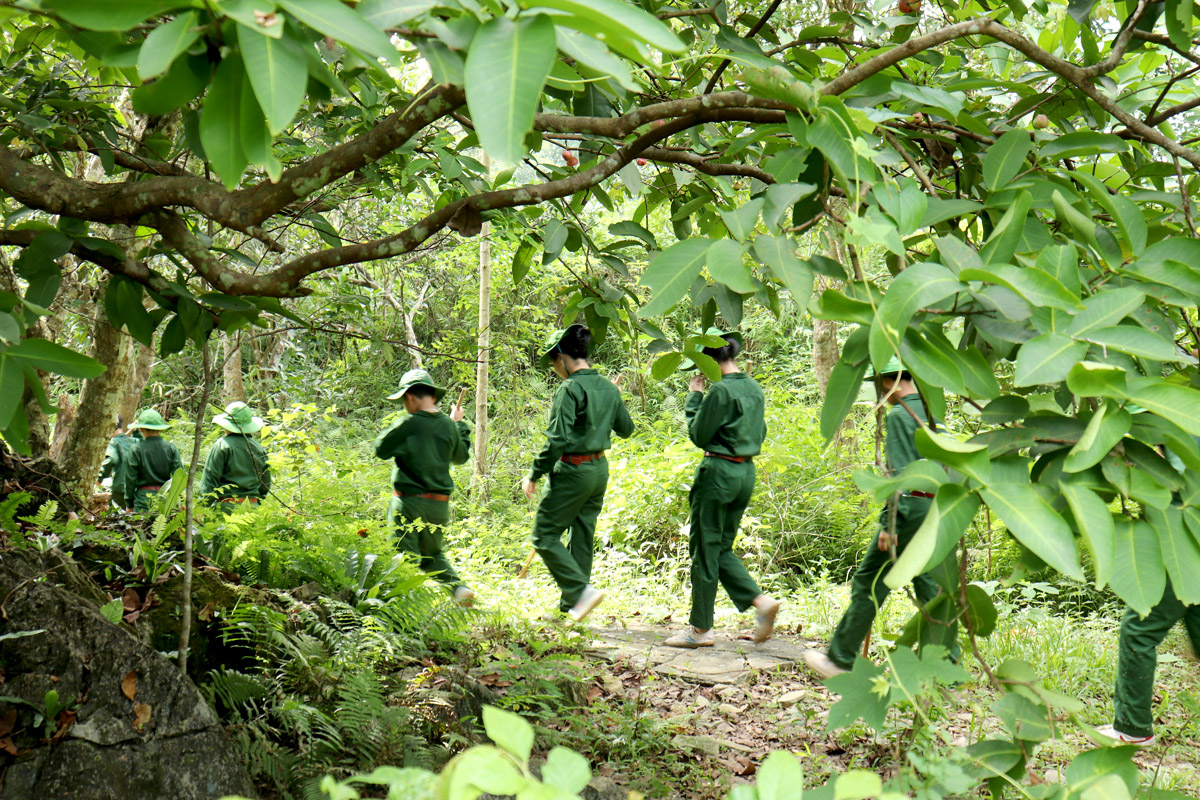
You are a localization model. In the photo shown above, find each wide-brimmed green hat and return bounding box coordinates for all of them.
[538,324,589,370]
[864,356,905,380]
[213,401,264,434]
[387,368,446,402]
[130,408,171,430]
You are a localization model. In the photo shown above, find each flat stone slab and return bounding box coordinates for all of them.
[585,624,812,686]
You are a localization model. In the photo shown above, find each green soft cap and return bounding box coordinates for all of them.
[864,356,906,381]
[538,323,588,371]
[130,408,171,430]
[387,368,446,402]
[213,401,264,434]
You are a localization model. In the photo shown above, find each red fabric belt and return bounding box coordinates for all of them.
[560,452,605,465]
[139,485,162,491]
[220,497,260,504]
[704,452,750,463]
[394,490,450,501]
[910,491,935,499]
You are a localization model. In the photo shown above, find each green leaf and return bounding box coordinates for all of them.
[239,27,308,135]
[825,658,891,730]
[983,129,1032,191]
[1062,482,1115,589]
[542,746,590,794]
[1038,132,1130,160]
[820,355,869,442]
[1111,519,1165,617]
[650,352,683,380]
[808,112,873,185]
[518,0,684,55]
[1080,326,1179,361]
[1123,258,1200,303]
[359,0,436,27]
[214,0,284,37]
[885,483,979,589]
[1067,289,1144,337]
[980,486,1084,579]
[720,198,763,242]
[921,198,981,229]
[959,264,1080,311]
[900,329,965,393]
[754,235,812,304]
[608,221,657,250]
[835,770,882,800]
[706,239,754,294]
[239,70,280,179]
[512,240,534,284]
[416,39,464,85]
[464,14,558,164]
[957,345,1001,400]
[853,459,949,502]
[965,583,998,636]
[482,706,533,763]
[0,355,23,430]
[1064,402,1130,472]
[638,239,713,317]
[1065,747,1139,798]
[869,262,961,369]
[755,751,803,800]
[277,0,401,66]
[915,427,992,484]
[979,190,1034,266]
[132,51,209,116]
[1013,332,1089,387]
[199,56,248,191]
[1125,377,1200,437]
[993,692,1053,742]
[1147,505,1200,606]
[43,0,174,31]
[0,312,18,343]
[137,11,199,80]
[7,338,105,378]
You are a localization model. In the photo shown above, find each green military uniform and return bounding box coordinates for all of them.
[530,366,633,612]
[1112,580,1200,738]
[827,390,958,669]
[99,432,135,508]
[684,371,767,630]
[123,410,183,512]
[201,402,271,512]
[375,370,471,589]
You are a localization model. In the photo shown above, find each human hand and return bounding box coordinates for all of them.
[611,373,624,390]
[688,375,706,392]
[522,478,537,500]
[450,401,465,422]
[877,531,893,553]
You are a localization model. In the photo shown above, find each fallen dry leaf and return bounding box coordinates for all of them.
[0,737,18,756]
[121,588,140,613]
[50,709,76,743]
[132,702,151,732]
[0,709,15,737]
[122,671,137,702]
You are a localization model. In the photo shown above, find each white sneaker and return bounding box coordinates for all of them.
[453,586,475,608]
[803,650,849,679]
[1097,724,1155,747]
[665,628,716,648]
[754,596,780,643]
[567,586,604,622]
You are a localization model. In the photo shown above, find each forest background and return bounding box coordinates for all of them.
[1,0,1200,799]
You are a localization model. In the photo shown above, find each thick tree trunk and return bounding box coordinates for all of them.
[48,394,75,460]
[119,342,155,425]
[222,331,247,404]
[57,279,133,501]
[812,275,840,400]
[472,156,492,492]
[256,326,293,407]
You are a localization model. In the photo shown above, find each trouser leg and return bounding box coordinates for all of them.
[391,497,462,588]
[566,462,607,588]
[132,488,158,512]
[688,459,759,630]
[716,462,761,614]
[827,535,895,669]
[912,547,961,662]
[1114,582,1185,737]
[533,464,600,611]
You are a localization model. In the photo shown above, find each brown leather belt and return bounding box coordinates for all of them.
[394,490,450,501]
[560,452,604,465]
[704,452,751,463]
[910,491,935,499]
[139,484,162,491]
[220,497,260,504]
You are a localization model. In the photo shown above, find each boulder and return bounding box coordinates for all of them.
[0,549,256,799]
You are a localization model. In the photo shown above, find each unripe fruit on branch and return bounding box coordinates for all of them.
[636,158,647,166]
[563,150,578,167]
[899,0,921,13]
[1033,114,1050,129]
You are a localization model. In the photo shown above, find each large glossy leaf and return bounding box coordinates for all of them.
[1066,289,1144,337]
[1061,482,1115,589]
[900,330,965,393]
[0,354,23,430]
[359,0,437,27]
[956,345,1002,400]
[854,459,949,502]
[1147,505,1200,606]
[131,52,208,116]
[916,428,991,484]
[43,0,173,31]
[278,0,401,66]
[754,236,812,304]
[6,338,106,378]
[1080,326,1179,361]
[137,11,199,80]
[1111,519,1165,617]
[982,129,1032,191]
[706,239,754,294]
[885,484,979,589]
[1064,402,1130,472]
[1013,333,1089,387]
[199,56,247,190]
[981,486,1084,580]
[521,0,682,54]
[1126,377,1200,437]
[239,27,307,135]
[820,336,870,441]
[868,262,960,369]
[1038,132,1129,160]
[638,238,713,317]
[464,14,557,164]
[959,264,1080,311]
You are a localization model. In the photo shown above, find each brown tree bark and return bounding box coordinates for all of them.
[118,342,155,425]
[56,278,134,501]
[813,273,840,401]
[472,154,492,494]
[222,331,247,404]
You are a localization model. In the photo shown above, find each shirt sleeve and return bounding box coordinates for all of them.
[885,404,920,476]
[686,387,727,450]
[256,444,271,498]
[613,393,634,439]
[529,383,577,482]
[451,420,472,466]
[171,444,184,476]
[374,419,408,460]
[199,440,225,499]
[123,446,141,503]
[100,441,118,481]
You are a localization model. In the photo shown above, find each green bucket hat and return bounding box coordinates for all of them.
[387,368,446,402]
[130,408,171,430]
[864,356,906,381]
[213,401,264,434]
[538,324,589,371]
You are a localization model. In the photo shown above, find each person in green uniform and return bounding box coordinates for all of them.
[123,409,184,512]
[200,401,271,513]
[665,329,780,648]
[522,324,633,622]
[804,358,957,678]
[99,415,135,509]
[374,368,474,606]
